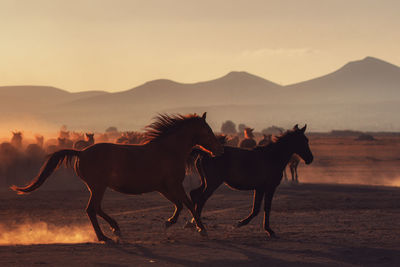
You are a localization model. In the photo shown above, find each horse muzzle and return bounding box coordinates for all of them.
[305,155,314,165]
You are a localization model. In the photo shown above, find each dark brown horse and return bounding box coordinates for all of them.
[11,113,223,242]
[189,125,313,237]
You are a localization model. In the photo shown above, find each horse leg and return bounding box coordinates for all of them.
[186,179,222,230]
[160,191,183,228]
[190,186,204,208]
[290,165,295,183]
[283,167,288,182]
[263,186,277,238]
[98,208,121,237]
[195,179,222,219]
[177,186,208,236]
[237,189,264,227]
[189,160,206,206]
[295,164,299,183]
[86,186,112,242]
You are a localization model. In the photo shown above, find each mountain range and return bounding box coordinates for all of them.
[1,56,399,134]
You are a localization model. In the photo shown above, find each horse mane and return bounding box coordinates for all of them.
[144,113,202,142]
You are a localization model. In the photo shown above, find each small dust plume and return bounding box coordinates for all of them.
[0,221,97,245]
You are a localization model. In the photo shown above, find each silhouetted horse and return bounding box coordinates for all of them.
[215,134,228,145]
[239,127,256,149]
[284,154,300,183]
[258,134,272,146]
[189,125,313,237]
[11,113,223,242]
[74,133,95,150]
[11,131,23,149]
[225,135,239,147]
[116,131,145,145]
[57,137,73,149]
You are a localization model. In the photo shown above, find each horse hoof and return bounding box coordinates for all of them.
[236,221,245,228]
[198,228,208,237]
[165,220,174,228]
[113,229,122,237]
[265,230,278,239]
[99,236,114,244]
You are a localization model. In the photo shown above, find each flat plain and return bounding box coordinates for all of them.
[0,135,399,266]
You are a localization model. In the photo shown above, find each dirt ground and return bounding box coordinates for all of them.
[0,183,399,267]
[0,135,400,266]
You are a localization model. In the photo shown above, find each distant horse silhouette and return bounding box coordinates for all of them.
[116,131,145,145]
[258,134,272,147]
[215,134,228,145]
[11,113,223,242]
[71,132,85,142]
[284,155,300,183]
[35,135,44,148]
[74,133,95,150]
[11,131,23,149]
[239,128,256,149]
[225,135,239,147]
[188,125,313,237]
[25,135,45,158]
[57,137,73,149]
[59,128,70,139]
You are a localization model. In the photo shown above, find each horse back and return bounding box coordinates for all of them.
[77,142,185,194]
[202,146,282,190]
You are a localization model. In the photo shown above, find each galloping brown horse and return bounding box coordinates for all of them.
[11,113,223,242]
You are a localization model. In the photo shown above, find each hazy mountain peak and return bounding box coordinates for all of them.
[216,71,282,88]
[142,79,182,87]
[222,71,263,80]
[341,56,399,72]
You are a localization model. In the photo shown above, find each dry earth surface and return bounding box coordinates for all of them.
[0,135,399,266]
[0,183,399,266]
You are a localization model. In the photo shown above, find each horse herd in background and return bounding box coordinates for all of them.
[1,125,301,188]
[0,130,147,188]
[7,113,313,242]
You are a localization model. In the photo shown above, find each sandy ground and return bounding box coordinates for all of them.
[0,182,399,266]
[0,135,399,266]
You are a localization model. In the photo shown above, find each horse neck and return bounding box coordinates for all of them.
[270,139,295,169]
[156,128,196,159]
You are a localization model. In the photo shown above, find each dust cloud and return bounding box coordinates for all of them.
[0,220,97,245]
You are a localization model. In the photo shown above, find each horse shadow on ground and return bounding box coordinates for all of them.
[109,236,400,267]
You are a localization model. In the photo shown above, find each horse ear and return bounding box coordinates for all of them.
[301,124,307,133]
[201,112,207,120]
[293,124,299,130]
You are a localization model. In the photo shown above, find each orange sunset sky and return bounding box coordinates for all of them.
[0,0,399,92]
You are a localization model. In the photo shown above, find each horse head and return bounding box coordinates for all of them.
[244,128,255,139]
[86,133,95,141]
[216,134,228,145]
[194,112,224,156]
[289,124,313,165]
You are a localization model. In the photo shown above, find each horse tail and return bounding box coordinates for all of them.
[186,147,211,174]
[10,149,81,194]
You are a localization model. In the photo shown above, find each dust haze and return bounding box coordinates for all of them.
[0,220,96,245]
